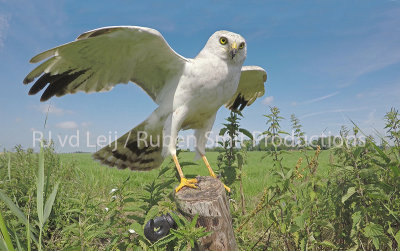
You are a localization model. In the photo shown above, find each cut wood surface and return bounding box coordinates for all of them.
[174,176,238,251]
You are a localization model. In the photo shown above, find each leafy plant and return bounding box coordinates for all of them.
[290,114,306,148]
[262,106,288,162]
[0,144,59,251]
[217,110,253,186]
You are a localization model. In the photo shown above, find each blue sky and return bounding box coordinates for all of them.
[1,0,400,152]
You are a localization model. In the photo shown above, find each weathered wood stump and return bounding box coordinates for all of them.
[174,176,238,251]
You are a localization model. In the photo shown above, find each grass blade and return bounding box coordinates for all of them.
[7,153,11,182]
[26,215,31,251]
[0,210,15,251]
[43,182,59,224]
[0,190,27,226]
[13,230,22,251]
[37,144,44,226]
[0,190,38,245]
[0,237,10,251]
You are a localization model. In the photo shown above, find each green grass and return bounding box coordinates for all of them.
[0,148,333,250]
[59,150,332,208]
[2,144,399,250]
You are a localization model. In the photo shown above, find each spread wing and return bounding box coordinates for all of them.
[226,66,267,111]
[23,26,188,103]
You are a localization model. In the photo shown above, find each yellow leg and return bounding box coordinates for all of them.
[201,155,231,192]
[173,155,198,193]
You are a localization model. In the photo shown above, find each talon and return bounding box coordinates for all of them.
[201,155,231,192]
[210,176,231,192]
[209,173,230,192]
[223,184,231,193]
[175,178,198,193]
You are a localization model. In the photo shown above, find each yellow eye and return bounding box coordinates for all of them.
[239,42,245,49]
[219,37,228,45]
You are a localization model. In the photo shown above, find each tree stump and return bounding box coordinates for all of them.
[174,176,238,251]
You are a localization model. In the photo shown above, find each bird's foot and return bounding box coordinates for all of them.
[175,178,198,193]
[209,173,231,193]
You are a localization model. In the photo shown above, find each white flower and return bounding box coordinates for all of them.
[105,207,109,212]
[109,188,118,194]
[111,195,117,200]
[128,229,136,234]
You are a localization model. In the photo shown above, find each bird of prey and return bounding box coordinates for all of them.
[24,26,267,193]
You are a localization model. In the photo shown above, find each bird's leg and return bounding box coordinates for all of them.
[162,106,196,192]
[173,154,198,193]
[201,155,231,192]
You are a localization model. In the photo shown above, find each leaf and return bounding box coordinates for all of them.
[43,182,59,224]
[123,198,136,203]
[131,222,145,238]
[13,230,22,251]
[370,141,391,163]
[190,214,199,229]
[389,163,400,177]
[0,211,15,251]
[363,222,384,249]
[169,213,183,228]
[395,230,400,247]
[294,214,306,229]
[0,238,10,251]
[342,187,356,204]
[37,144,45,226]
[238,128,253,140]
[300,237,307,251]
[319,240,337,249]
[0,190,28,227]
[353,146,363,159]
[347,245,358,251]
[144,206,160,225]
[152,233,176,247]
[219,128,228,136]
[26,215,31,251]
[351,211,362,229]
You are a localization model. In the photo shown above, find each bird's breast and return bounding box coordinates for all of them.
[175,59,241,109]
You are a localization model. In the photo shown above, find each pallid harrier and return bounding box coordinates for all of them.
[24,26,267,192]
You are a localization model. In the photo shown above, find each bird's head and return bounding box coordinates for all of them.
[201,30,247,64]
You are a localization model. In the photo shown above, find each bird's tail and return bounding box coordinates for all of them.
[93,121,164,171]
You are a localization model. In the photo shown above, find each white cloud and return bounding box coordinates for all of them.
[56,121,78,129]
[301,108,365,119]
[81,122,92,127]
[262,96,274,105]
[36,104,73,116]
[0,14,10,48]
[294,91,339,106]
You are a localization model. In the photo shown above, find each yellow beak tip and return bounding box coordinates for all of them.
[231,42,238,50]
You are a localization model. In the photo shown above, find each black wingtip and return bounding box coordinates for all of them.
[28,73,56,96]
[26,69,87,101]
[39,70,87,101]
[229,94,248,112]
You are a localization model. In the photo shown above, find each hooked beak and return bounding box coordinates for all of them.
[229,42,238,59]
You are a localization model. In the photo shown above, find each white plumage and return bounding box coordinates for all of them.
[24,26,267,192]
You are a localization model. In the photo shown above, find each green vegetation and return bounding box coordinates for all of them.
[1,107,399,250]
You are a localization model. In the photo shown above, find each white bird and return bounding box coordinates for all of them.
[24,26,267,192]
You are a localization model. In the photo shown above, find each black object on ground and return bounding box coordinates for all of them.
[144,213,177,242]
